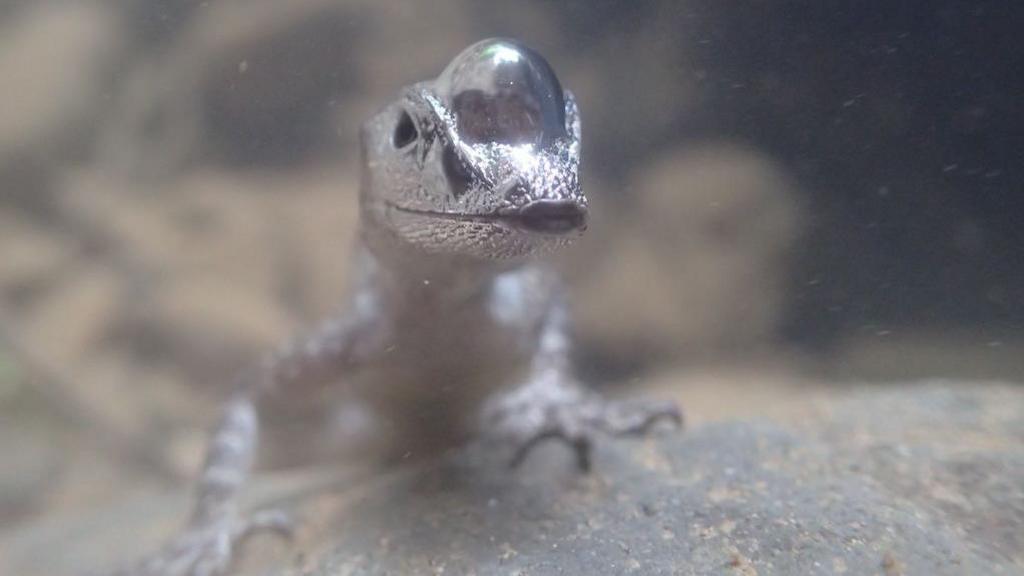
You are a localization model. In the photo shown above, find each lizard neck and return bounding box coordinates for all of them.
[358,201,516,305]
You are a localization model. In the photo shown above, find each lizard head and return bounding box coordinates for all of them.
[361,38,586,261]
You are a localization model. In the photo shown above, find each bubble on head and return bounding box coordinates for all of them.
[436,39,567,147]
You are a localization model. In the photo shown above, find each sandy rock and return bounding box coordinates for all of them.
[6,380,1020,575]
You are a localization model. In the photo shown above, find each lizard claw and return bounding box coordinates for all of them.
[508,419,594,471]
[103,508,294,576]
[592,398,683,436]
[487,384,683,472]
[231,508,295,542]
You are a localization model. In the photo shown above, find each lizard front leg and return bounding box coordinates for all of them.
[104,298,386,576]
[482,285,682,471]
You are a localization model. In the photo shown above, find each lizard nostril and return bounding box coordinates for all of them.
[503,181,529,206]
[514,200,588,235]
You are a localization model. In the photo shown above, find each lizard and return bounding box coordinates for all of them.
[108,38,681,576]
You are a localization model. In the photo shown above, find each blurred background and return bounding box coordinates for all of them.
[0,0,1020,544]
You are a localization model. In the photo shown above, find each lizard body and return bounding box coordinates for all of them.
[111,38,680,576]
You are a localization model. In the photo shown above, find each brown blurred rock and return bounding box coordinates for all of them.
[565,29,698,166]
[54,167,359,382]
[96,0,483,176]
[570,143,801,363]
[0,163,362,524]
[0,212,74,307]
[0,2,123,164]
[19,265,120,371]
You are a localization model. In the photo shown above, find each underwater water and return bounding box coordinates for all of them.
[0,2,1020,574]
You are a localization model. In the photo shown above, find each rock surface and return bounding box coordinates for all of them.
[4,380,1022,575]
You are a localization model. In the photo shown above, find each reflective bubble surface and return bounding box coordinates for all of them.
[436,39,566,146]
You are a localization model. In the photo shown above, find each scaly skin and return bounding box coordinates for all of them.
[104,38,681,576]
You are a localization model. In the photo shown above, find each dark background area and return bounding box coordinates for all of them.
[548,0,1024,343]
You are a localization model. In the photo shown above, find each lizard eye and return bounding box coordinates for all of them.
[392,109,418,148]
[436,39,566,146]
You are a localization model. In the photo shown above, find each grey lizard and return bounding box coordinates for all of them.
[106,38,681,576]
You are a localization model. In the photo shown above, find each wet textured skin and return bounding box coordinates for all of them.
[102,39,680,576]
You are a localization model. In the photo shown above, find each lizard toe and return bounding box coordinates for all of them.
[499,394,682,472]
[102,508,293,576]
[591,398,684,436]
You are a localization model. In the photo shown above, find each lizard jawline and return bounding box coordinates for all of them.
[387,202,586,236]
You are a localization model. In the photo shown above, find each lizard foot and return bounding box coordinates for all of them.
[105,508,293,576]
[486,382,682,471]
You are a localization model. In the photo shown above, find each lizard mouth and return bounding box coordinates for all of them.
[389,200,587,236]
[513,200,588,234]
